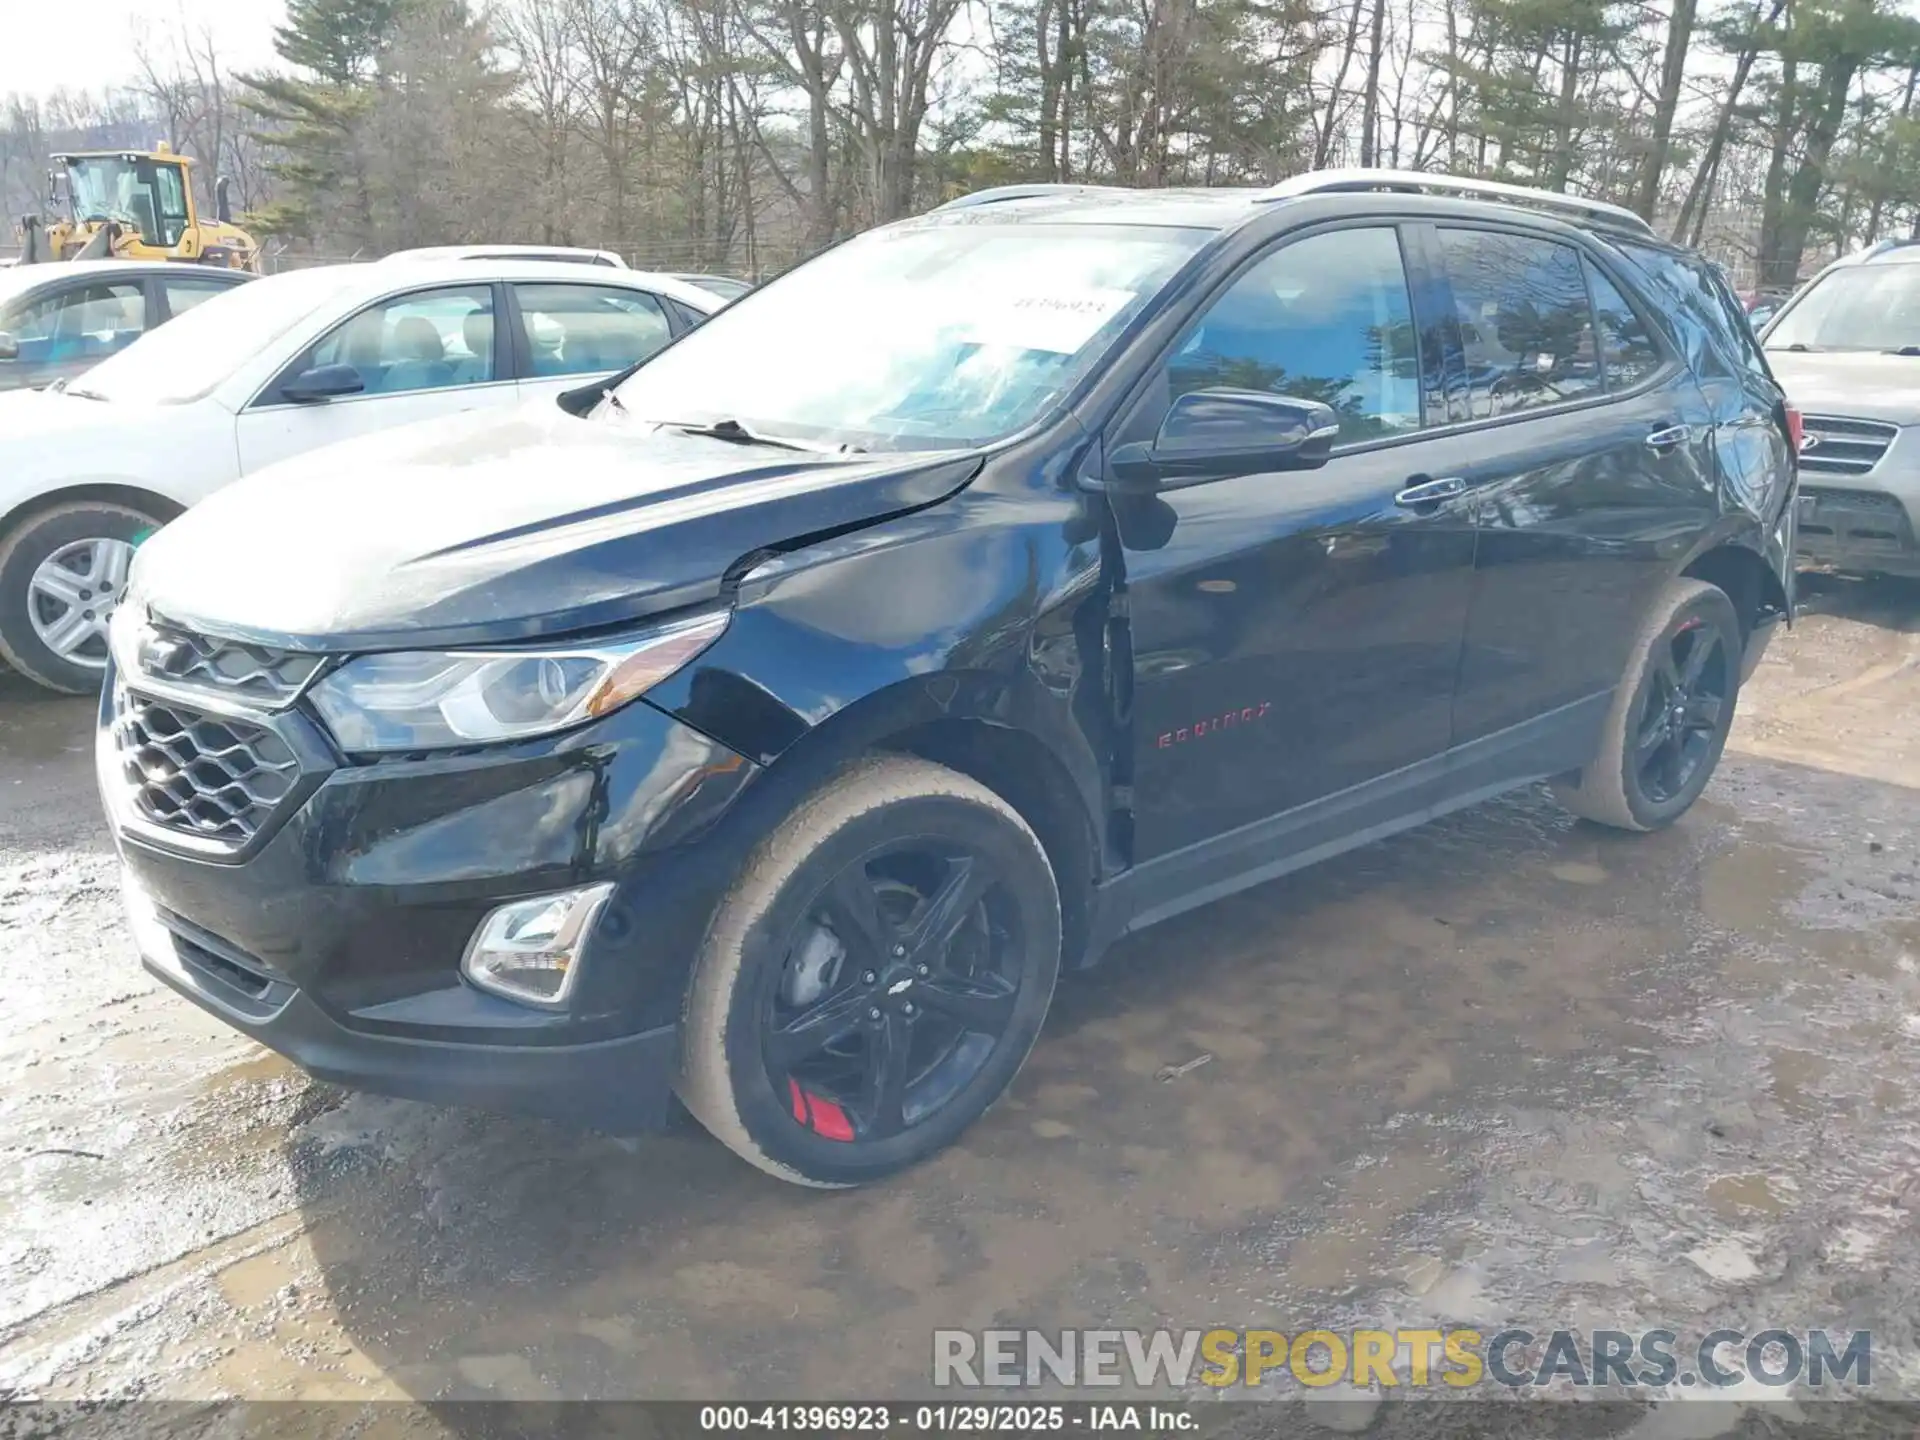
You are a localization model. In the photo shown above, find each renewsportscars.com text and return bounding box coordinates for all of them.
[932,1328,1872,1390]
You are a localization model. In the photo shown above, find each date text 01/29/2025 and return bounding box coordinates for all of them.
[697,1405,1198,1432]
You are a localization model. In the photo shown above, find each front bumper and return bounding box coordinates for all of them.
[129,884,684,1130]
[1796,481,1920,576]
[100,668,761,1132]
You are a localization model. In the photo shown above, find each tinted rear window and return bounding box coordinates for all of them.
[1438,228,1602,417]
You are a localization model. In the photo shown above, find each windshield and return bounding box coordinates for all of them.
[1765,262,1920,353]
[611,223,1208,450]
[75,266,359,404]
[66,156,191,248]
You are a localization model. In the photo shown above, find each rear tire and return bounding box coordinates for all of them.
[1551,578,1742,832]
[0,502,162,695]
[679,755,1061,1187]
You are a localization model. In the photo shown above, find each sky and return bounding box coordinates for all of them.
[0,0,286,100]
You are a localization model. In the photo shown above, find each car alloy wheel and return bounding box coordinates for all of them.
[679,755,1061,1186]
[0,501,162,694]
[1631,615,1731,806]
[1551,577,1744,831]
[28,537,134,670]
[764,841,1026,1143]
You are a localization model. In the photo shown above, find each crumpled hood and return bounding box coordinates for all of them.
[1766,351,1920,424]
[132,403,979,651]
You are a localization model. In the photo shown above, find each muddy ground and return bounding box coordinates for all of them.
[3,577,1919,1435]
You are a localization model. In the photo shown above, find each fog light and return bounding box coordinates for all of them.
[461,883,615,1008]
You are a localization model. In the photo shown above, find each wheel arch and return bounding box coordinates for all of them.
[666,668,1109,972]
[876,715,1102,972]
[1680,535,1788,643]
[0,483,186,545]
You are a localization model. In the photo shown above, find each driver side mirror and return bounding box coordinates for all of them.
[280,363,365,404]
[1106,388,1341,491]
[0,333,17,362]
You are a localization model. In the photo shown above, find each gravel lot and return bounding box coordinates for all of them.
[3,575,1919,1435]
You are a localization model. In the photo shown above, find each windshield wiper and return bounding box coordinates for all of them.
[1884,345,1920,356]
[658,417,848,455]
[1777,342,1822,352]
[61,386,108,401]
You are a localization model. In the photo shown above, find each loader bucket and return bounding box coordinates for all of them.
[72,224,116,261]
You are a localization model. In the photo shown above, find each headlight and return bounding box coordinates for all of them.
[107,588,148,677]
[310,609,728,753]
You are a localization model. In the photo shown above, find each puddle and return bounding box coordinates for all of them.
[1699,838,1812,937]
[1705,1173,1790,1219]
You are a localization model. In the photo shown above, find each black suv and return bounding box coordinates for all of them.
[98,171,1798,1187]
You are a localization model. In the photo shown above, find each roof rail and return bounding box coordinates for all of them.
[1862,235,1920,260]
[1261,168,1655,236]
[932,183,1133,212]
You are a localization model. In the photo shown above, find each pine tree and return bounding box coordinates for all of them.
[274,0,403,87]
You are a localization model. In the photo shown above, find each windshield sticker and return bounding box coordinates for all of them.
[962,288,1136,353]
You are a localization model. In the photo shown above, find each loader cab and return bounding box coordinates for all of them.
[59,151,194,251]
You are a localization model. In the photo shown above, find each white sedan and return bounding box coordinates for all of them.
[0,258,721,692]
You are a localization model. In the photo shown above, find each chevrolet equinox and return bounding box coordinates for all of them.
[98,171,1799,1187]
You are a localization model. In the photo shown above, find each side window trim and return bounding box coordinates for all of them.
[500,278,532,381]
[1399,220,1467,428]
[247,281,511,411]
[487,279,513,383]
[1106,217,1430,463]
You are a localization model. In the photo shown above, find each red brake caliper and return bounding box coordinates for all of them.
[787,1077,856,1141]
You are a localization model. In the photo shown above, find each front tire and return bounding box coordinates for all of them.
[0,502,161,694]
[679,755,1061,1187]
[1552,578,1742,831]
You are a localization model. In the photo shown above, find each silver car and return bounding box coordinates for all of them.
[1763,239,1920,577]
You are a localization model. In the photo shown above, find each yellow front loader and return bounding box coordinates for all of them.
[17,144,260,272]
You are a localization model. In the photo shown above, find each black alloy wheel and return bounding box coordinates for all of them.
[764,841,1026,1144]
[679,755,1061,1186]
[1631,616,1731,805]
[1552,577,1744,832]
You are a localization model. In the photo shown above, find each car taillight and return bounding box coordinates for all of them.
[1785,406,1804,453]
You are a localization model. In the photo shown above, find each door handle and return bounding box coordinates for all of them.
[1394,476,1466,507]
[1646,423,1693,451]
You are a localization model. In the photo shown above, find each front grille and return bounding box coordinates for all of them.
[139,625,324,705]
[1799,416,1899,476]
[110,688,301,846]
